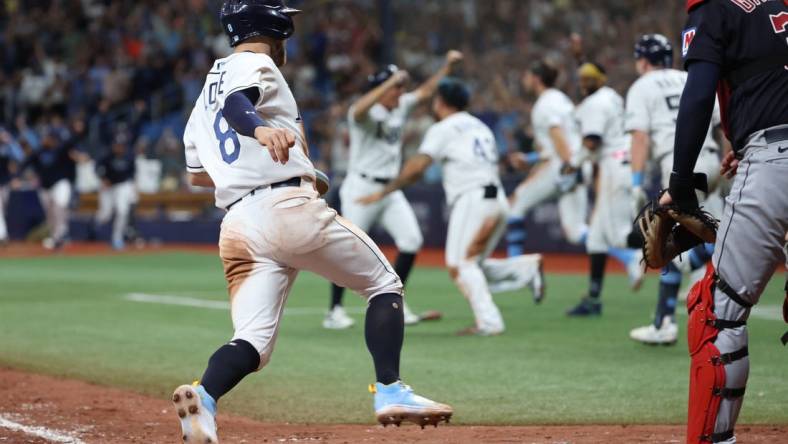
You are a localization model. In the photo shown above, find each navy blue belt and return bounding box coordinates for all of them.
[226,177,302,211]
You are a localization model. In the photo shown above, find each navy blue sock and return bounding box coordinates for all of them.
[394,252,417,286]
[506,217,526,257]
[200,339,260,402]
[365,293,403,385]
[589,253,608,300]
[330,283,344,309]
[654,263,682,328]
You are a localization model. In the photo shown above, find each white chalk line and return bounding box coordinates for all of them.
[123,293,365,315]
[676,304,783,322]
[0,415,86,444]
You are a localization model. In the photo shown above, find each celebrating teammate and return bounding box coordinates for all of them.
[661,0,788,442]
[359,78,544,336]
[506,60,589,257]
[173,1,452,441]
[565,62,642,317]
[325,53,462,330]
[625,34,723,345]
[14,129,79,250]
[94,133,138,250]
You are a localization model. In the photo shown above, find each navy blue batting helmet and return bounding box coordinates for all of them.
[220,0,300,46]
[634,34,674,67]
[436,77,470,110]
[366,65,399,91]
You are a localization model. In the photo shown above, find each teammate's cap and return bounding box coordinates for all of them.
[436,77,470,111]
[366,64,400,91]
[634,34,674,68]
[220,0,301,46]
[528,59,559,88]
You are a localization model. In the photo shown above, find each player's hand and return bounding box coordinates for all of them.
[658,191,673,206]
[508,152,529,170]
[446,50,464,67]
[255,126,296,165]
[391,69,410,86]
[720,151,739,179]
[357,191,385,205]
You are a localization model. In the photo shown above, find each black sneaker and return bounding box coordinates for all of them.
[566,297,602,317]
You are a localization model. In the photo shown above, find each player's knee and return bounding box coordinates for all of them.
[396,231,423,253]
[358,273,403,301]
[225,335,268,371]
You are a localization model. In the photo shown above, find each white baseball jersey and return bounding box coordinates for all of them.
[575,86,631,159]
[625,69,720,160]
[531,88,582,160]
[347,92,420,178]
[183,52,314,209]
[418,111,501,205]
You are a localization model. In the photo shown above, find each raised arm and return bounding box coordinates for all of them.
[351,70,411,122]
[411,50,464,103]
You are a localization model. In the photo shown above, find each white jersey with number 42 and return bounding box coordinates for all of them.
[625,68,720,160]
[183,52,314,209]
[419,111,501,205]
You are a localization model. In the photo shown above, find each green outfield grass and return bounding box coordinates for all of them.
[1,251,786,425]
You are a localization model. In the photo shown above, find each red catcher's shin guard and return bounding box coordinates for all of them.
[686,265,725,444]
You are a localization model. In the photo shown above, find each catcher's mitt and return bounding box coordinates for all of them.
[635,198,718,270]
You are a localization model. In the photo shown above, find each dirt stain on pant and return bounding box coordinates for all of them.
[219,235,255,301]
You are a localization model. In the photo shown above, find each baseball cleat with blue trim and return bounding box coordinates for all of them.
[172,383,219,443]
[371,381,453,428]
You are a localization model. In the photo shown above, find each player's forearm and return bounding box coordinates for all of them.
[188,172,215,188]
[223,90,265,137]
[352,77,401,121]
[414,64,451,103]
[549,127,573,164]
[672,61,720,178]
[381,155,431,196]
[630,130,650,186]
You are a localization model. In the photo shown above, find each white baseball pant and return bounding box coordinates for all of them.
[0,185,9,241]
[339,173,423,254]
[95,181,138,245]
[447,187,541,334]
[38,179,72,243]
[587,156,632,254]
[219,180,403,368]
[509,160,588,245]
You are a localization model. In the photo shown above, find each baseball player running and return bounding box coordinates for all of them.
[660,0,788,442]
[625,34,723,345]
[172,2,452,441]
[0,135,16,245]
[359,78,544,336]
[565,62,642,317]
[94,133,137,250]
[506,60,590,257]
[14,131,78,250]
[326,54,462,329]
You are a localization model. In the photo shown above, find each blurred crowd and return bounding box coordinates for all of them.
[0,0,686,190]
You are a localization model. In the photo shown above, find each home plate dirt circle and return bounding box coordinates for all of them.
[1,368,786,443]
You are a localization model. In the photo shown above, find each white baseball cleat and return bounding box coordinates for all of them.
[322,305,355,330]
[172,384,219,443]
[629,317,678,345]
[627,250,645,292]
[372,381,453,428]
[402,302,420,325]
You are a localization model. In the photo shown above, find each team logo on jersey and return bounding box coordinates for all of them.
[681,27,696,57]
